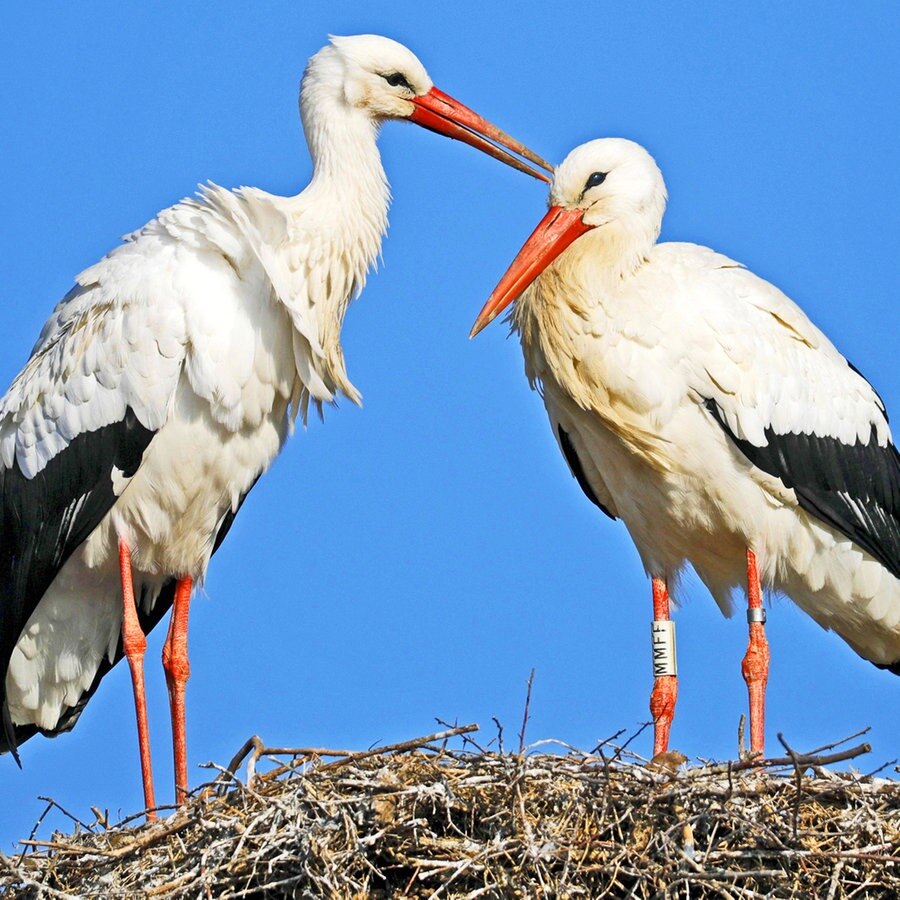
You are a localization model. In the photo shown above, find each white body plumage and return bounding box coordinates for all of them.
[484,139,900,672]
[4,117,386,731]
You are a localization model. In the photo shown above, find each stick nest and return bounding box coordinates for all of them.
[2,725,899,898]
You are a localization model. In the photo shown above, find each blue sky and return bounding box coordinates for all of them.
[1,3,898,847]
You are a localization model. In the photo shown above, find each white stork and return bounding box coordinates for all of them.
[0,34,551,817]
[470,138,899,758]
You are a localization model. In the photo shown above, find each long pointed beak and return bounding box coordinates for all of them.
[469,206,592,338]
[409,87,553,183]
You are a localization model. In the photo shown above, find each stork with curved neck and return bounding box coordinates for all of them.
[0,33,551,818]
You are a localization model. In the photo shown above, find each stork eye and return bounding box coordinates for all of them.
[586,171,607,189]
[382,72,413,90]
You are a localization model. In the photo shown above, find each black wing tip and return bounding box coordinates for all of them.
[1,701,25,766]
[873,659,900,677]
[557,425,617,520]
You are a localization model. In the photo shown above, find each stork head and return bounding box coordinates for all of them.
[470,139,668,336]
[302,35,552,181]
[551,139,667,231]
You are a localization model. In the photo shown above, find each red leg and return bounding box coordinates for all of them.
[742,549,769,755]
[649,576,678,757]
[162,576,193,805]
[118,540,157,821]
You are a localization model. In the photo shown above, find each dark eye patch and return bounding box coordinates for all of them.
[382,72,414,91]
[586,171,607,189]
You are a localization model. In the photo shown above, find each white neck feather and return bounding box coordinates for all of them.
[297,88,391,392]
[250,75,393,416]
[516,214,657,338]
[563,214,659,288]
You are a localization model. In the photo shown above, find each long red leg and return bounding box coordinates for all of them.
[649,576,678,757]
[742,549,769,755]
[162,576,193,805]
[118,540,157,821]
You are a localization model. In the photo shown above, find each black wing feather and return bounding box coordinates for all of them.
[0,408,155,755]
[557,425,616,520]
[704,398,900,580]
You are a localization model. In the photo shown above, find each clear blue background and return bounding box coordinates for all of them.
[1,2,898,848]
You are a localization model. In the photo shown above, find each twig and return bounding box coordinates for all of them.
[112,803,179,830]
[590,727,627,755]
[700,741,871,775]
[90,806,109,829]
[259,723,480,780]
[36,795,94,833]
[20,810,194,860]
[518,668,536,756]
[217,734,265,787]
[19,797,54,865]
[610,721,651,763]
[317,724,480,771]
[777,733,803,840]
[826,859,845,900]
[491,716,504,754]
[862,758,898,779]
[805,727,871,756]
[435,717,486,753]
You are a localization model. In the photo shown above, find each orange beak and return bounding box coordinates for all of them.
[409,87,552,182]
[470,206,592,337]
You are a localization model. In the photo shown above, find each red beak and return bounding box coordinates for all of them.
[469,206,592,337]
[409,87,553,183]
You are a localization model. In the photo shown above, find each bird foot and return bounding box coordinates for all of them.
[163,576,193,806]
[119,540,158,820]
[650,674,678,756]
[742,622,770,755]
